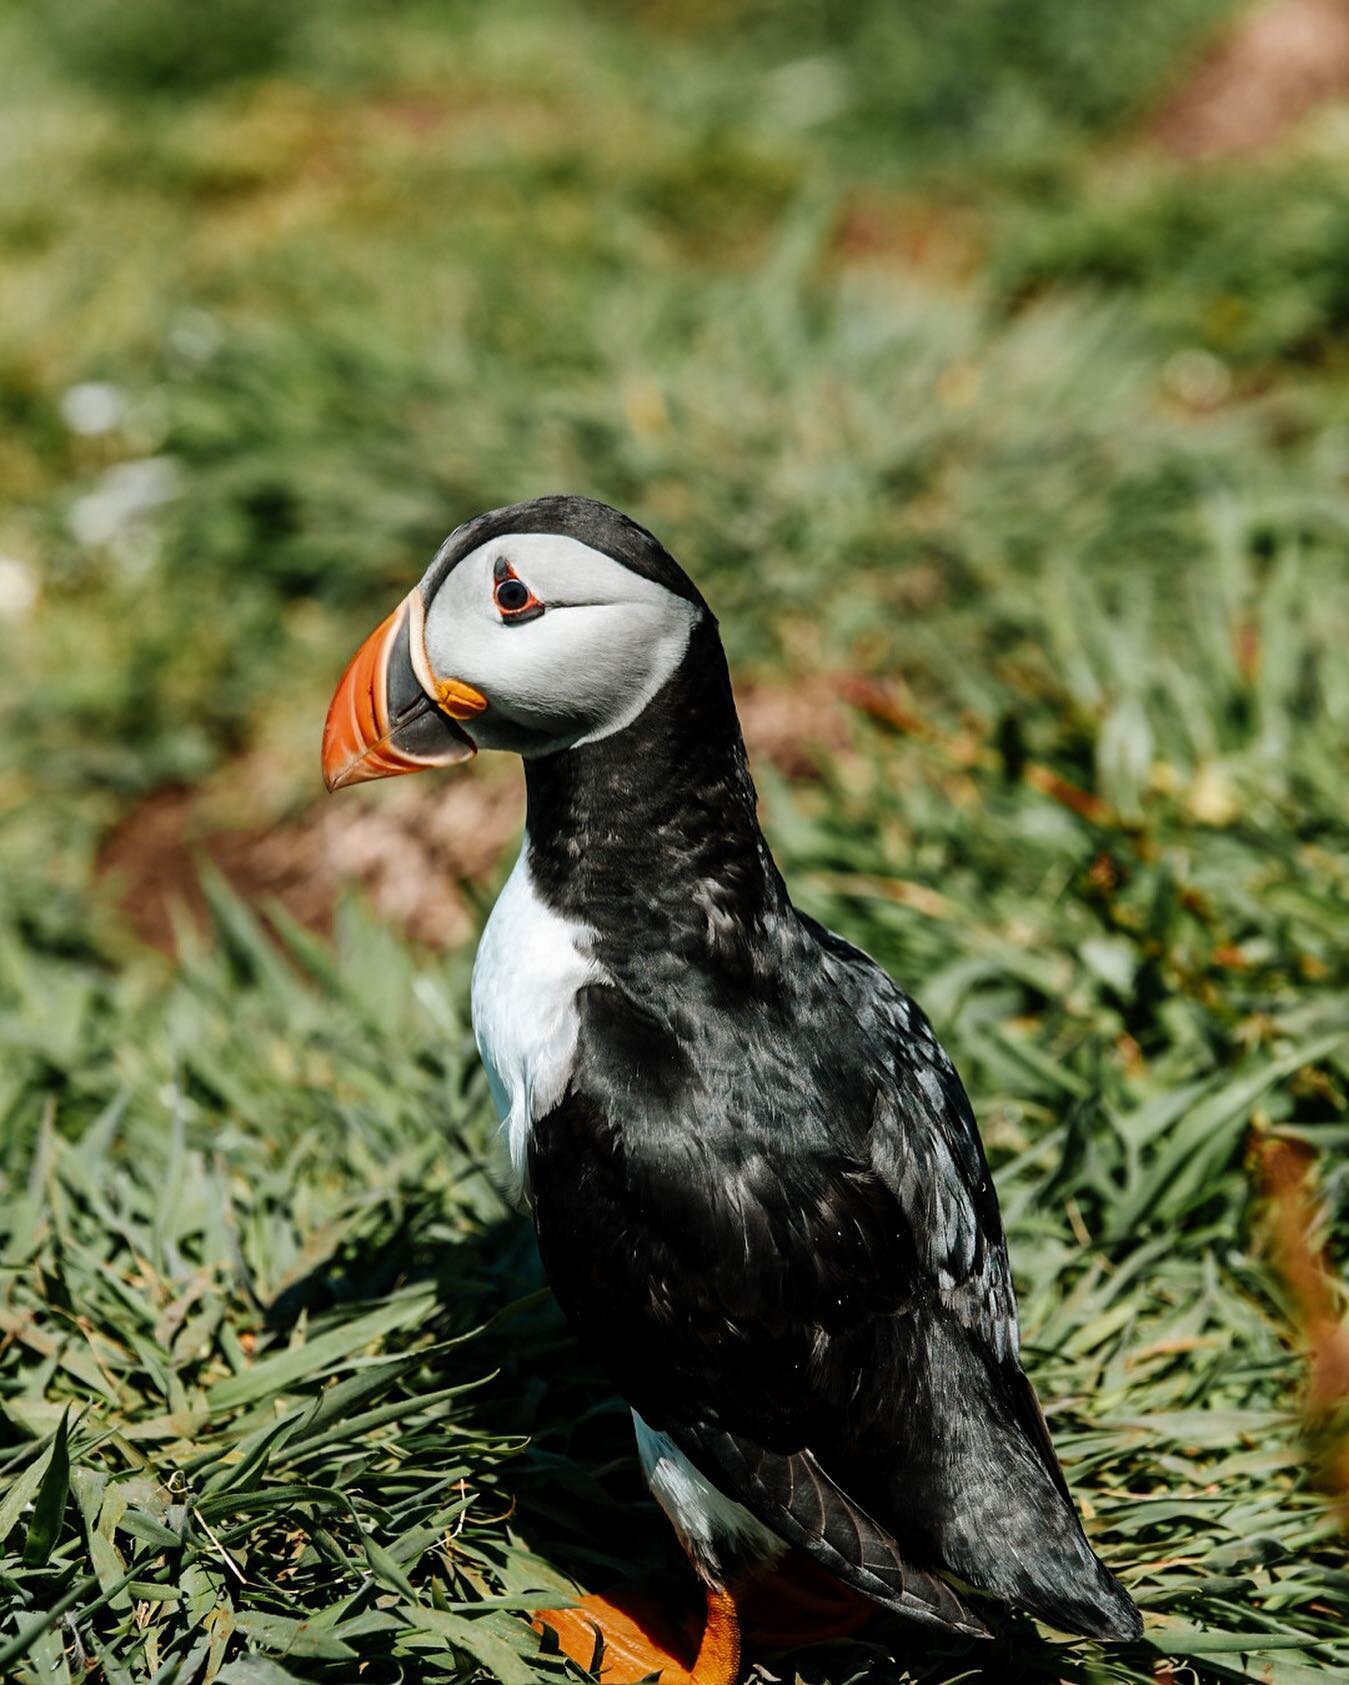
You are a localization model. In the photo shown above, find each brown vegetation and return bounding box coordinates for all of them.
[1151,0,1349,160]
[1253,1131,1349,1523]
[96,678,858,952]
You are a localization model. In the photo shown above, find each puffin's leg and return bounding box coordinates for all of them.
[689,1584,741,1685]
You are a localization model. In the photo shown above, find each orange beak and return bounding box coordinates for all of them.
[322,590,483,791]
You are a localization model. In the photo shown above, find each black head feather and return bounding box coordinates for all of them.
[420,495,706,609]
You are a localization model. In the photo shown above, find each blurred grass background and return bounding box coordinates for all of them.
[2,1,1348,1681]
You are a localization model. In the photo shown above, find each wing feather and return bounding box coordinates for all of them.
[529,921,1139,1640]
[692,1429,987,1636]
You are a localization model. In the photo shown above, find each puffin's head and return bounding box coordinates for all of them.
[321,495,706,790]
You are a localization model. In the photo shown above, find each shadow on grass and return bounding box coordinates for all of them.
[269,1197,1150,1685]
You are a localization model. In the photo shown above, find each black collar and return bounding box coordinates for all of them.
[523,615,788,967]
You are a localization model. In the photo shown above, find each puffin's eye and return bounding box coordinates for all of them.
[492,559,543,622]
[495,578,531,612]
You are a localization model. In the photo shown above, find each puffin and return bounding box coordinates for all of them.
[321,496,1142,1682]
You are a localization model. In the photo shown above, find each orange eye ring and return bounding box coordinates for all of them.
[492,558,543,622]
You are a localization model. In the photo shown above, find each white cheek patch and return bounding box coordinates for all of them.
[567,599,697,745]
[420,532,698,752]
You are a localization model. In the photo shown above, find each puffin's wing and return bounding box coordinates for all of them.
[697,1431,986,1635]
[783,925,1137,1638]
[799,914,1025,1368]
[530,947,1139,1640]
[531,1082,987,1635]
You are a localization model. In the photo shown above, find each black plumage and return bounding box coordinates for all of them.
[513,523,1140,1642]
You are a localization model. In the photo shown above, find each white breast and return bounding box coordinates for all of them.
[471,839,597,1198]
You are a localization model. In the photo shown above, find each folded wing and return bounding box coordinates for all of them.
[530,932,1139,1641]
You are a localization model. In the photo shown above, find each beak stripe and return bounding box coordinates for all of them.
[406,589,438,698]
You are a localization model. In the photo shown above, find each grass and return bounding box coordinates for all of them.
[2,0,1348,1679]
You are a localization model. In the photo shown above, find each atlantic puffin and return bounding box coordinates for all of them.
[321,496,1142,1682]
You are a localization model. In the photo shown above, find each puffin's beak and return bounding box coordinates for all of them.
[322,590,484,791]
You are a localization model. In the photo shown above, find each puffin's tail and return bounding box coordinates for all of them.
[908,1318,1143,1641]
[956,1493,1142,1641]
[955,1453,1142,1642]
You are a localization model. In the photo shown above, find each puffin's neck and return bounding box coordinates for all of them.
[521,615,787,953]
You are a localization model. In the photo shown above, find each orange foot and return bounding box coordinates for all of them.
[533,1552,874,1683]
[533,1583,739,1685]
